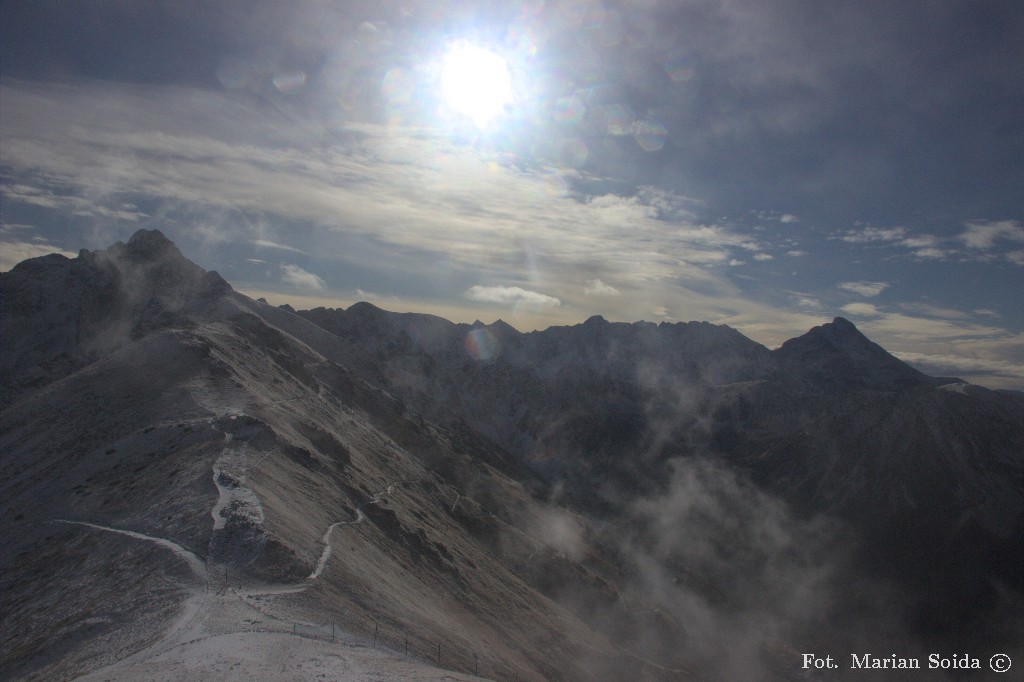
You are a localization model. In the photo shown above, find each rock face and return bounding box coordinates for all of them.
[2,230,1023,680]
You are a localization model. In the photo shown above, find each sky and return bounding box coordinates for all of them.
[1,0,1023,389]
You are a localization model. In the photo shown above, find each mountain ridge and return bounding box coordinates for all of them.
[2,229,1022,680]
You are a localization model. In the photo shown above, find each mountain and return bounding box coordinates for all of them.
[773,315,939,391]
[2,230,1023,680]
[0,229,231,405]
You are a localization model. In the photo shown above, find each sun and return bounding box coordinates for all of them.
[440,43,513,128]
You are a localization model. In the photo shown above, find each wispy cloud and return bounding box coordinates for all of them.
[465,285,561,308]
[354,287,403,303]
[840,226,908,243]
[840,302,880,317]
[959,220,1024,249]
[0,80,772,319]
[839,221,1024,265]
[1,181,147,222]
[584,278,620,296]
[280,263,324,290]
[895,350,1024,387]
[254,239,305,254]
[786,291,822,309]
[2,79,1021,390]
[838,281,889,297]
[838,225,947,259]
[0,240,77,271]
[897,303,969,320]
[853,314,1024,388]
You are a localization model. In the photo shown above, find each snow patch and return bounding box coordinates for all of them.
[210,441,264,531]
[308,522,341,580]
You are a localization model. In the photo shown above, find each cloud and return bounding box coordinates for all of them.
[895,351,1024,385]
[865,314,1008,343]
[910,247,946,260]
[2,79,1020,391]
[584,278,620,296]
[620,458,863,680]
[838,281,889,297]
[0,81,758,308]
[864,317,1024,389]
[1,182,147,222]
[840,302,881,317]
[652,306,672,318]
[787,291,822,309]
[959,220,1024,249]
[897,303,968,320]
[779,214,799,223]
[840,226,907,243]
[837,226,949,259]
[838,222,1024,265]
[752,253,773,261]
[465,285,561,308]
[354,287,402,303]
[254,239,305,254]
[280,263,324,290]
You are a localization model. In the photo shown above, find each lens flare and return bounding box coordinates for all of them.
[634,119,668,152]
[465,328,499,361]
[554,95,585,125]
[599,103,635,136]
[441,43,514,127]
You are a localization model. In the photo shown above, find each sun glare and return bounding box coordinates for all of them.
[440,43,513,128]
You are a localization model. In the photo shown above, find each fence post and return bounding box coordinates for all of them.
[374,622,379,649]
[438,642,442,667]
[404,633,408,658]
[475,653,478,676]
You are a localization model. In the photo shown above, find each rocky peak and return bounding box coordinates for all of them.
[1,229,231,403]
[774,316,931,391]
[97,229,228,292]
[123,228,180,259]
[346,301,384,316]
[487,319,519,337]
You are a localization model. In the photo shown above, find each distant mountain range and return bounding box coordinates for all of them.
[2,230,1022,680]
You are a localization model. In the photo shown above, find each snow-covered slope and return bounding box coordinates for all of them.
[0,314,625,680]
